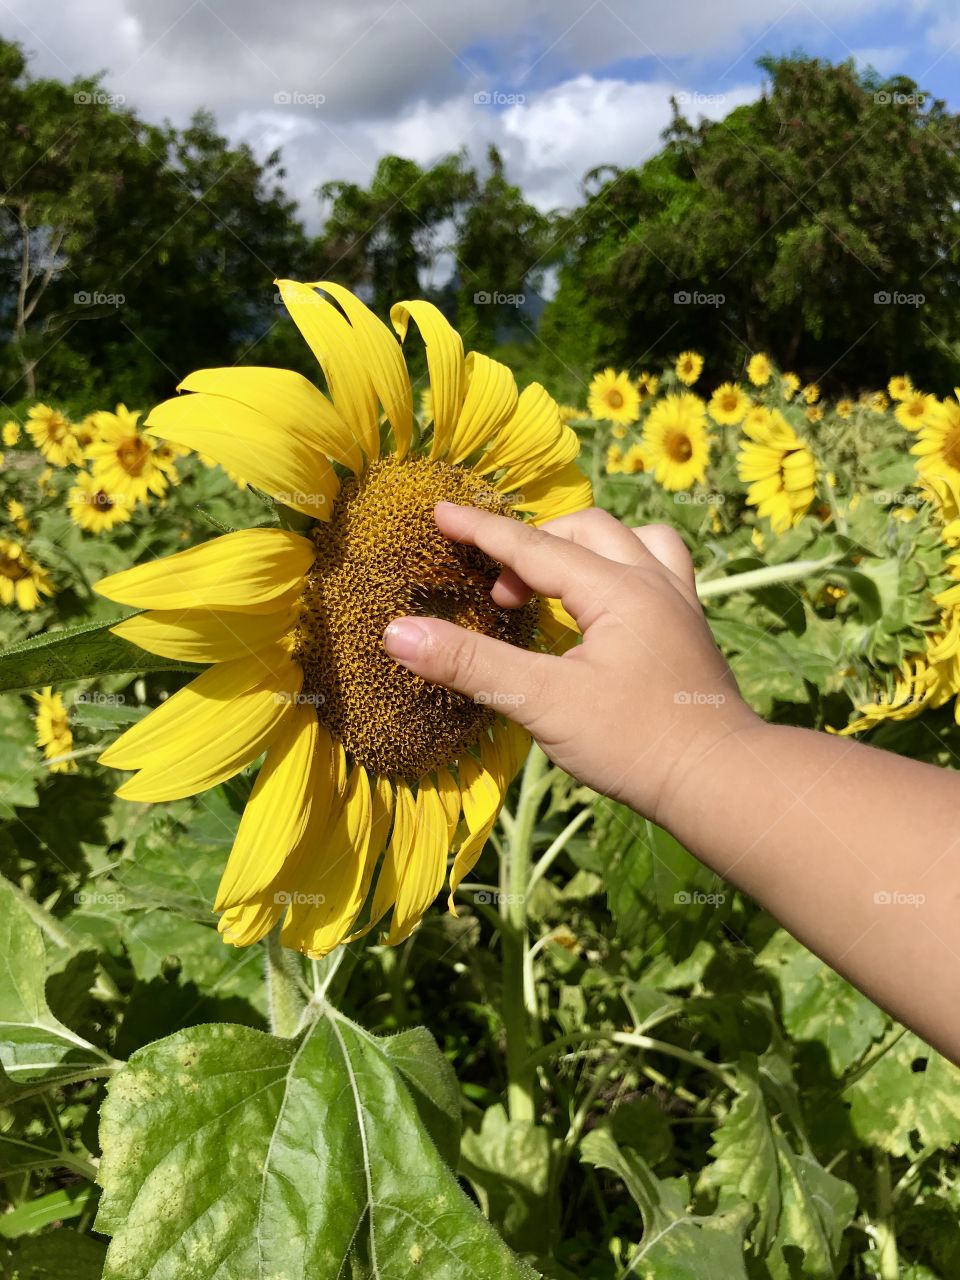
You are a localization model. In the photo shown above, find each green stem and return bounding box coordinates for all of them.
[264,928,306,1038]
[500,743,549,1123]
[873,1151,899,1280]
[696,552,844,599]
[527,806,592,893]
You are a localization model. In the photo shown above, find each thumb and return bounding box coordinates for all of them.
[383,616,562,729]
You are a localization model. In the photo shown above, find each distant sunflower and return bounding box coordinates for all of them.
[0,538,53,611]
[26,405,81,467]
[622,442,651,474]
[869,391,889,414]
[588,369,640,424]
[912,391,960,503]
[708,382,750,426]
[32,687,76,774]
[557,404,583,425]
[894,390,935,432]
[888,375,912,402]
[836,399,853,420]
[95,280,591,957]
[67,473,134,533]
[675,351,703,386]
[806,404,824,424]
[606,443,624,474]
[85,404,170,505]
[74,415,100,448]
[7,500,29,535]
[743,404,771,433]
[746,353,772,387]
[738,410,817,534]
[636,371,659,401]
[3,420,21,447]
[802,383,820,405]
[781,372,800,401]
[643,392,711,490]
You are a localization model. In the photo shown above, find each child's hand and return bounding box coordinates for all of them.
[383,502,760,824]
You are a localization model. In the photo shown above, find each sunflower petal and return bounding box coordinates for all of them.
[95,528,314,613]
[539,595,580,655]
[146,394,340,519]
[446,352,518,465]
[214,704,318,911]
[310,281,414,459]
[111,603,296,664]
[384,776,450,945]
[219,892,284,947]
[390,300,464,457]
[276,279,379,460]
[508,460,593,524]
[364,779,415,933]
[179,366,364,474]
[479,383,579,491]
[446,753,502,911]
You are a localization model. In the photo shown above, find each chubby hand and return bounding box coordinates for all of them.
[382,503,759,826]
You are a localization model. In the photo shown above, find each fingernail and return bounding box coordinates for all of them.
[384,619,429,661]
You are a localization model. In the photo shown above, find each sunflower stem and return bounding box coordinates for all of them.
[265,927,306,1038]
[696,552,844,599]
[500,742,548,1124]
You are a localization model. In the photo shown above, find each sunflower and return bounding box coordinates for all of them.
[643,392,711,490]
[836,399,853,420]
[888,375,912,402]
[606,443,624,474]
[557,404,583,424]
[894,390,935,432]
[67,472,134,533]
[912,391,960,503]
[636,371,659,401]
[869,390,889,415]
[74,415,100,448]
[26,405,81,467]
[831,654,950,736]
[675,351,703,386]
[622,443,651,474]
[32,687,76,774]
[707,382,750,426]
[94,280,591,957]
[0,538,53,611]
[806,404,824,424]
[3,420,21,447]
[746,353,772,387]
[587,369,640,424]
[7,500,29,535]
[85,404,170,505]
[610,423,627,441]
[737,410,817,534]
[781,372,800,401]
[743,404,771,433]
[802,382,820,405]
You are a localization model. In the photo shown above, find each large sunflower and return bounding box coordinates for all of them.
[642,392,711,490]
[85,404,172,505]
[912,391,960,503]
[737,410,817,534]
[94,280,591,956]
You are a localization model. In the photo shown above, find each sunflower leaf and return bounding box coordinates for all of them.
[0,616,204,694]
[96,1016,538,1279]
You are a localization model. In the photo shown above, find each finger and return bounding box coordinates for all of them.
[434,502,618,623]
[631,524,697,596]
[540,507,651,566]
[382,615,565,728]
[490,566,532,608]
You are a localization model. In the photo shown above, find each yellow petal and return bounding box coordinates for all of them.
[276,279,379,460]
[539,596,580,655]
[219,893,283,947]
[447,751,502,909]
[111,603,296,663]
[179,366,364,474]
[435,765,462,844]
[214,703,318,911]
[365,779,415,933]
[146,393,340,519]
[446,352,518,465]
[309,281,414,459]
[384,776,450,945]
[509,460,593,524]
[479,383,579,491]
[390,300,464,457]
[95,528,314,613]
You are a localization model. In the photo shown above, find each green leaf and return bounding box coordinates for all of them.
[767,1137,856,1277]
[460,1102,555,1255]
[699,1071,781,1254]
[96,1017,537,1279]
[0,694,45,817]
[1,1229,107,1279]
[381,1026,462,1171]
[0,875,113,1102]
[845,1031,960,1155]
[0,617,203,694]
[758,929,887,1074]
[581,1128,751,1279]
[0,1186,98,1238]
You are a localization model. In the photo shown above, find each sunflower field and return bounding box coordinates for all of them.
[2,284,960,1280]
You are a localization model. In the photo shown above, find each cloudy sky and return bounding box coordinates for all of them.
[4,0,957,226]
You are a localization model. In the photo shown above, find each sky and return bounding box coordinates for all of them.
[3,0,958,229]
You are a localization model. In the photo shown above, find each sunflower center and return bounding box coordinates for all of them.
[0,552,25,581]
[91,490,114,511]
[294,455,539,781]
[943,426,960,473]
[665,429,693,463]
[116,437,150,475]
[721,394,738,412]
[606,390,624,409]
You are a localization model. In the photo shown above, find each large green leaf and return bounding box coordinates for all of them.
[767,1138,856,1278]
[0,617,202,694]
[460,1102,555,1255]
[1,1228,107,1279]
[0,876,114,1101]
[699,1072,781,1254]
[96,1017,537,1279]
[845,1031,960,1156]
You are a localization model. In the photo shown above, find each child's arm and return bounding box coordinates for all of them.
[384,502,960,1066]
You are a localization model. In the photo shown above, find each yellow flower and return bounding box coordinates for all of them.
[751,527,765,552]
[832,654,949,736]
[67,472,134,533]
[894,390,936,432]
[611,423,627,441]
[743,405,771,433]
[836,399,853,420]
[0,538,53,610]
[746,353,772,387]
[3,420,21,447]
[912,391,960,503]
[891,505,918,522]
[32,687,76,774]
[26,405,81,467]
[74,414,101,448]
[588,369,640,424]
[37,468,54,497]
[806,404,824,424]
[802,382,820,405]
[557,404,582,424]
[826,471,837,488]
[675,351,703,386]
[606,443,624,474]
[93,280,591,957]
[85,404,170,505]
[870,390,889,414]
[707,382,750,426]
[642,393,711,490]
[781,372,800,401]
[623,443,650,474]
[7,499,29,535]
[888,375,912,402]
[709,505,723,533]
[737,409,817,534]
[635,371,659,401]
